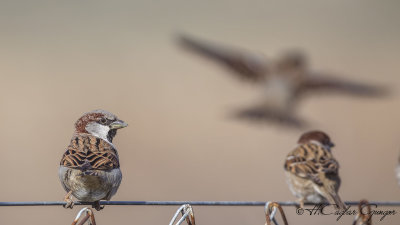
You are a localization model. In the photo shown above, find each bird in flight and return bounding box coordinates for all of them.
[177,34,387,127]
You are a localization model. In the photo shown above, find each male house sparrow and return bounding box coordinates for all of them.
[284,131,346,209]
[59,109,128,210]
[177,34,387,127]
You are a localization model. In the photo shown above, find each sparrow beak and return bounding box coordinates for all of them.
[329,142,335,148]
[109,120,128,129]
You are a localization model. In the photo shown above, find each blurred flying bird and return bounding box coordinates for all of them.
[59,109,128,210]
[284,130,346,209]
[177,34,387,127]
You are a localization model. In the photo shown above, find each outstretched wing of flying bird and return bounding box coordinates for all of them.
[178,34,269,82]
[298,73,389,97]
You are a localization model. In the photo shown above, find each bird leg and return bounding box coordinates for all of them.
[63,191,75,209]
[298,198,305,209]
[92,201,104,211]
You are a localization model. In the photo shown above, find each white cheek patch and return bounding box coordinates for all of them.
[85,122,111,143]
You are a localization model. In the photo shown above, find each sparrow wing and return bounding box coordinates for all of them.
[177,33,269,82]
[298,73,388,97]
[284,143,339,185]
[60,135,120,170]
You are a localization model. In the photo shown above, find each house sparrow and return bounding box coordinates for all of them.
[59,109,128,210]
[284,131,346,209]
[177,34,387,127]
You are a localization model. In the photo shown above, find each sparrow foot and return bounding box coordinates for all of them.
[63,191,75,209]
[92,201,104,211]
[298,198,305,209]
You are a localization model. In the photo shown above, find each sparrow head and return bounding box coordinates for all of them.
[74,109,128,143]
[276,50,307,75]
[298,130,335,149]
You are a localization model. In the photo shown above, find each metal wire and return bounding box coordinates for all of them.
[1,201,400,207]
[353,200,372,225]
[71,207,96,225]
[169,204,195,225]
[265,202,280,225]
[169,205,187,225]
[265,202,288,225]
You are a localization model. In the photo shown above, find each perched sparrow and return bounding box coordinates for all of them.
[59,109,128,210]
[177,34,387,127]
[284,131,346,209]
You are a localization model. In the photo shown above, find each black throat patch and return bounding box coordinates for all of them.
[107,129,117,143]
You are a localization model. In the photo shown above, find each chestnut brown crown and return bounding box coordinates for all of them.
[297,130,335,148]
[73,109,128,143]
[74,110,117,133]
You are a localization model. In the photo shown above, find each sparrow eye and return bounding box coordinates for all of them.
[99,118,107,124]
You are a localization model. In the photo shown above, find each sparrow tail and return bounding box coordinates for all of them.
[328,193,347,210]
[322,182,346,210]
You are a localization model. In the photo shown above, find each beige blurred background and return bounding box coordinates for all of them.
[1,0,400,224]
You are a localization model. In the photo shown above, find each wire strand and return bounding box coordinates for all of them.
[1,201,400,207]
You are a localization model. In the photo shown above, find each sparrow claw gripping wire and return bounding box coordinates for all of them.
[265,202,288,225]
[71,207,97,225]
[353,200,372,225]
[169,204,196,225]
[63,191,75,209]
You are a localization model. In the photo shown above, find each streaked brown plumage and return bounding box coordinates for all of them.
[60,134,120,170]
[284,131,346,209]
[59,109,127,210]
[177,34,388,127]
